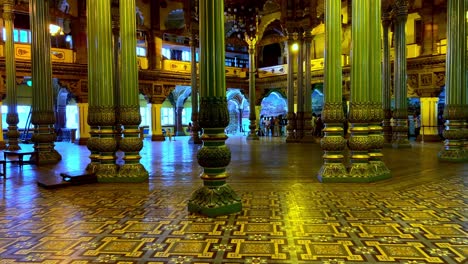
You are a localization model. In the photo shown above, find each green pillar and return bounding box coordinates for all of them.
[3,0,20,151]
[29,0,62,164]
[246,36,259,140]
[348,0,372,180]
[189,35,202,144]
[87,0,118,179]
[188,0,242,217]
[318,0,347,182]
[86,0,100,172]
[368,1,391,179]
[391,0,411,148]
[302,29,315,143]
[438,0,468,162]
[382,13,393,145]
[296,34,304,139]
[117,0,149,181]
[286,33,297,143]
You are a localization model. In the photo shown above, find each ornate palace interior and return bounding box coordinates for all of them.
[0,0,466,263]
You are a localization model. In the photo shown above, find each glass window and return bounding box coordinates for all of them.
[65,105,78,129]
[140,106,149,127]
[19,29,29,43]
[162,48,171,59]
[13,29,18,42]
[1,105,32,132]
[182,108,192,125]
[161,107,174,125]
[136,46,146,57]
[182,51,191,62]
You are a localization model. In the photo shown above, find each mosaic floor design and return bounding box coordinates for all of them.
[0,176,466,263]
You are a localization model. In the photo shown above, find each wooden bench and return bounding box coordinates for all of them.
[3,150,37,168]
[0,160,6,179]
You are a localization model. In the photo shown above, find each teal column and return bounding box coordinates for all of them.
[189,36,202,144]
[438,0,468,162]
[29,0,62,164]
[368,1,391,180]
[286,32,297,143]
[318,0,347,182]
[3,0,20,151]
[87,0,118,179]
[117,0,149,181]
[348,0,372,179]
[246,36,259,140]
[86,0,100,172]
[188,0,242,217]
[302,30,315,143]
[382,13,393,145]
[296,34,304,139]
[391,0,411,148]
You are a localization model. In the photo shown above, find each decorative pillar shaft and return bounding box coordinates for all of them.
[382,14,393,145]
[29,0,62,164]
[302,30,314,142]
[348,0,372,178]
[318,0,347,182]
[189,36,202,144]
[286,33,297,142]
[86,0,118,177]
[296,35,305,139]
[246,36,259,140]
[117,0,148,182]
[86,0,100,171]
[438,0,468,161]
[391,0,411,148]
[368,0,390,179]
[3,0,20,151]
[188,0,241,217]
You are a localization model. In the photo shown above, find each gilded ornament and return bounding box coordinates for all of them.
[119,137,143,152]
[348,135,371,151]
[322,102,345,123]
[96,137,118,153]
[197,146,231,168]
[198,97,230,128]
[320,136,346,151]
[31,111,55,125]
[119,105,141,125]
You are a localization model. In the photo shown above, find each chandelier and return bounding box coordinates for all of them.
[224,4,261,39]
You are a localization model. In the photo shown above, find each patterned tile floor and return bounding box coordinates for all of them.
[0,136,466,263]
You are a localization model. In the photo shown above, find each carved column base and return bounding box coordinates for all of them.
[188,181,242,217]
[286,112,297,143]
[438,121,468,162]
[391,118,411,148]
[318,124,347,182]
[31,124,62,165]
[368,158,391,180]
[246,119,259,140]
[318,159,348,182]
[33,149,62,165]
[116,163,149,182]
[95,164,119,181]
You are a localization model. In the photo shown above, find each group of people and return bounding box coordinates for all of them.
[259,116,287,137]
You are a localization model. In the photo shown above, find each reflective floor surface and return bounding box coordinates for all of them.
[0,136,466,263]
